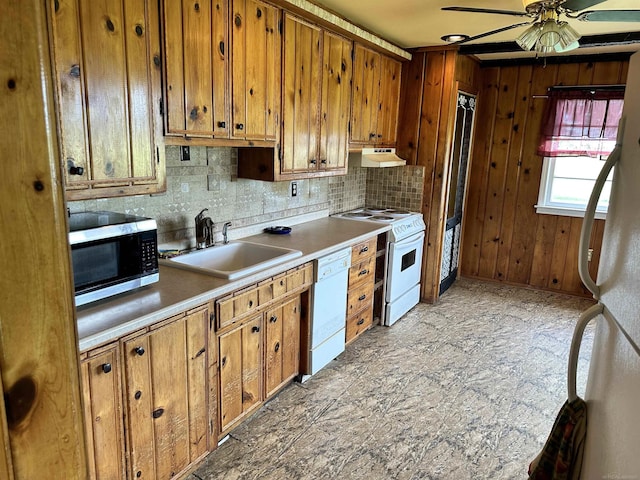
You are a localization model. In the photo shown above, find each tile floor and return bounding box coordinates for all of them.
[191,278,595,480]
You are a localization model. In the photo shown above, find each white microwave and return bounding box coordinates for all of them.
[68,211,159,306]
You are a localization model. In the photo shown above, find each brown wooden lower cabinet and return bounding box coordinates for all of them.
[81,344,126,480]
[81,303,212,480]
[346,237,377,344]
[218,314,264,434]
[265,296,301,398]
[218,293,303,437]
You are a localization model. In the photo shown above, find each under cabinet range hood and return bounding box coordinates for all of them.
[350,147,407,168]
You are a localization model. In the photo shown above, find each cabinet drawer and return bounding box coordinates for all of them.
[351,237,376,263]
[286,263,313,292]
[216,287,259,330]
[347,281,374,316]
[348,256,375,288]
[258,273,287,305]
[346,305,373,344]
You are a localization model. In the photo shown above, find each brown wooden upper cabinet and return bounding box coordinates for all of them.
[49,0,166,200]
[237,14,352,181]
[162,0,280,142]
[162,0,229,137]
[231,0,281,141]
[350,43,402,147]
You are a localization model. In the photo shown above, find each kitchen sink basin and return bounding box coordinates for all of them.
[159,241,302,280]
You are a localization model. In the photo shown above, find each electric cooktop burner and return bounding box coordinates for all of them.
[343,212,373,218]
[384,209,411,215]
[370,215,394,221]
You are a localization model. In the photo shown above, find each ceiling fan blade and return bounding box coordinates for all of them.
[560,0,607,12]
[441,6,530,18]
[454,22,532,44]
[576,10,640,22]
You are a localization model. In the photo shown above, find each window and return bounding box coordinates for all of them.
[535,87,624,219]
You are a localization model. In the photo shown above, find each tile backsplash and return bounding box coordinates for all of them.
[69,146,425,246]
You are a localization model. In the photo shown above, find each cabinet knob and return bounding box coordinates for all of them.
[358,294,366,301]
[248,300,253,307]
[236,123,244,130]
[69,64,80,78]
[101,363,112,374]
[369,132,376,138]
[252,325,260,333]
[219,41,225,56]
[134,346,145,356]
[357,318,365,326]
[359,269,369,276]
[218,121,226,128]
[377,134,383,138]
[134,390,142,400]
[320,159,327,164]
[269,315,277,323]
[360,246,369,253]
[68,164,84,176]
[134,24,144,37]
[221,356,227,367]
[152,408,164,419]
[190,107,198,120]
[274,342,280,353]
[310,159,317,165]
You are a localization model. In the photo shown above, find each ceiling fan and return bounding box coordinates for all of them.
[441,0,640,53]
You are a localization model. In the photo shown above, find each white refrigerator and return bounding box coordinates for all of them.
[577,49,640,478]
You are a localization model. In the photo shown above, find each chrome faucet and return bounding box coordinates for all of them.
[195,208,215,249]
[222,222,232,244]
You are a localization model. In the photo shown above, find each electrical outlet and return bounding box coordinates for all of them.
[291,181,298,197]
[180,146,190,161]
[181,183,189,193]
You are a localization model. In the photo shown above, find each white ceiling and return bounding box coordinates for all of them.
[310,0,640,59]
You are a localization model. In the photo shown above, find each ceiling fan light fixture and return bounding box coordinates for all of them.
[440,33,470,43]
[515,24,541,51]
[538,19,562,47]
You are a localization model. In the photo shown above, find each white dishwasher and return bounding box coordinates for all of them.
[301,247,351,381]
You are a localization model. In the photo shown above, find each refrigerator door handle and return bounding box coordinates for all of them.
[568,303,604,402]
[578,118,625,299]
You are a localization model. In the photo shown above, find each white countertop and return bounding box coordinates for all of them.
[76,216,390,351]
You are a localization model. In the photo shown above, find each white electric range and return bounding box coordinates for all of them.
[334,208,426,326]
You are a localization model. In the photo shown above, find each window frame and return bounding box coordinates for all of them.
[536,155,610,220]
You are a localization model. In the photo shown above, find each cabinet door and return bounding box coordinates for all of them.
[49,0,165,199]
[319,31,352,171]
[265,296,301,398]
[81,345,125,480]
[231,0,280,140]
[350,44,380,144]
[163,0,228,137]
[376,54,402,145]
[281,14,322,174]
[123,307,209,479]
[218,315,263,433]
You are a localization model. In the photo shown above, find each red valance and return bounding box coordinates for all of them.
[537,88,624,157]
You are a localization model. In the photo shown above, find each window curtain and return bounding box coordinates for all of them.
[537,88,624,157]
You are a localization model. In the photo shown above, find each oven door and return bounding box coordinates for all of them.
[385,231,425,303]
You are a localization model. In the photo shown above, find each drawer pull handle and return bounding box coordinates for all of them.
[274,342,280,353]
[134,390,142,400]
[360,246,369,253]
[152,408,164,419]
[134,346,145,356]
[252,326,260,333]
[221,356,227,367]
[101,363,112,374]
[358,294,366,301]
[357,318,365,326]
[269,315,278,323]
[359,269,369,276]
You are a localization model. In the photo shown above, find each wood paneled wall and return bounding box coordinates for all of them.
[461,59,629,297]
[397,48,481,302]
